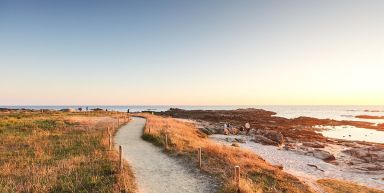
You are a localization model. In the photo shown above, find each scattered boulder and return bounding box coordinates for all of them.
[199,127,216,135]
[251,129,284,146]
[232,142,240,147]
[343,147,384,162]
[252,135,280,146]
[234,137,246,143]
[196,121,225,135]
[262,130,284,145]
[302,142,325,148]
[247,128,258,135]
[343,148,368,158]
[225,137,246,144]
[306,149,335,162]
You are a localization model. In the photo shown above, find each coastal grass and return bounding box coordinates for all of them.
[317,179,384,193]
[140,113,314,193]
[0,110,135,193]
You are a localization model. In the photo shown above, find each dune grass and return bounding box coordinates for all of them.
[0,110,135,193]
[140,114,314,193]
[317,179,383,193]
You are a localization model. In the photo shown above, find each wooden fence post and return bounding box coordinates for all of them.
[119,146,123,171]
[165,134,168,150]
[235,166,240,190]
[109,133,112,150]
[198,147,202,169]
[117,118,120,126]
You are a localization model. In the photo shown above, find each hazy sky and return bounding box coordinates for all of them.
[1,1,383,105]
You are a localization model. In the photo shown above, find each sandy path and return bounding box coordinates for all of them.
[114,117,215,193]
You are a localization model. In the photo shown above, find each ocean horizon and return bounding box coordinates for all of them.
[2,105,384,123]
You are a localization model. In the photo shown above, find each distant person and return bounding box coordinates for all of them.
[127,109,130,113]
[245,122,251,134]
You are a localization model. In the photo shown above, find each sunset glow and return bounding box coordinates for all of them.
[1,1,383,105]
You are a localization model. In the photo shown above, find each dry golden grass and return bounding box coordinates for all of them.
[317,179,384,193]
[140,114,314,193]
[0,110,135,193]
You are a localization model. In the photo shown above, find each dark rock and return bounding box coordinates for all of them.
[199,127,216,135]
[263,130,284,145]
[343,147,384,162]
[302,142,325,148]
[253,130,284,146]
[234,138,246,143]
[306,149,335,162]
[252,135,279,146]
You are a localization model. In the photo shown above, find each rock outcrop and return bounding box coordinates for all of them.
[302,142,325,148]
[305,149,336,162]
[252,135,280,146]
[251,129,284,146]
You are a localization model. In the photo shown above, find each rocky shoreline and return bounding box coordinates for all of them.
[356,115,384,120]
[158,108,384,173]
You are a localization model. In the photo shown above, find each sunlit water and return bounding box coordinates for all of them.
[314,125,384,144]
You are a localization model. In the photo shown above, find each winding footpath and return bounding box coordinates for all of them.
[114,117,215,193]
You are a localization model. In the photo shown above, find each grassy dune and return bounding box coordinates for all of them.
[140,114,313,193]
[0,111,135,193]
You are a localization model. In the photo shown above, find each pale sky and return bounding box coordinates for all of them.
[1,1,383,105]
